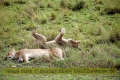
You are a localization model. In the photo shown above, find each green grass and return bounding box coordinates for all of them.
[0,0,120,79]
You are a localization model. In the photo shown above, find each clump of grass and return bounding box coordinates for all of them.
[44,28,58,40]
[83,39,95,48]
[25,25,36,31]
[0,0,10,6]
[89,45,117,67]
[60,0,67,8]
[89,12,100,21]
[14,0,26,4]
[98,25,103,35]
[95,26,110,44]
[50,13,56,20]
[102,0,120,15]
[105,8,120,15]
[94,0,103,4]
[23,1,37,22]
[60,0,85,11]
[0,40,4,50]
[0,0,26,6]
[116,41,120,48]
[109,27,120,43]
[95,36,109,44]
[47,1,56,8]
[52,48,83,68]
[72,0,85,11]
[34,0,45,9]
[40,18,47,24]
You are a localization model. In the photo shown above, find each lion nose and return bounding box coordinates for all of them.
[9,57,11,58]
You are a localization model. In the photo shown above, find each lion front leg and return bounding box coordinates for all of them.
[18,58,24,62]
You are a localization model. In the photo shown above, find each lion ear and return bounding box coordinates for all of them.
[11,48,15,52]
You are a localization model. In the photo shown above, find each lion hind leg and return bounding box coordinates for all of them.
[55,28,65,45]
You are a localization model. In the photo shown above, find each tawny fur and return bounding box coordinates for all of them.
[32,27,80,48]
[32,26,46,46]
[5,48,65,63]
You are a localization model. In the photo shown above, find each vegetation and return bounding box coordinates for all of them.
[0,0,120,80]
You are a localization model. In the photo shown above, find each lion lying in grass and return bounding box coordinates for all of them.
[5,48,66,63]
[32,26,80,48]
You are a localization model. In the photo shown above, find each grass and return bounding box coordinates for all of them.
[0,0,120,80]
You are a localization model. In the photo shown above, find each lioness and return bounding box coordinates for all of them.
[5,48,65,63]
[32,27,80,48]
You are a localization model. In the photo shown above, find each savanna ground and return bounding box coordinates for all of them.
[0,0,120,80]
